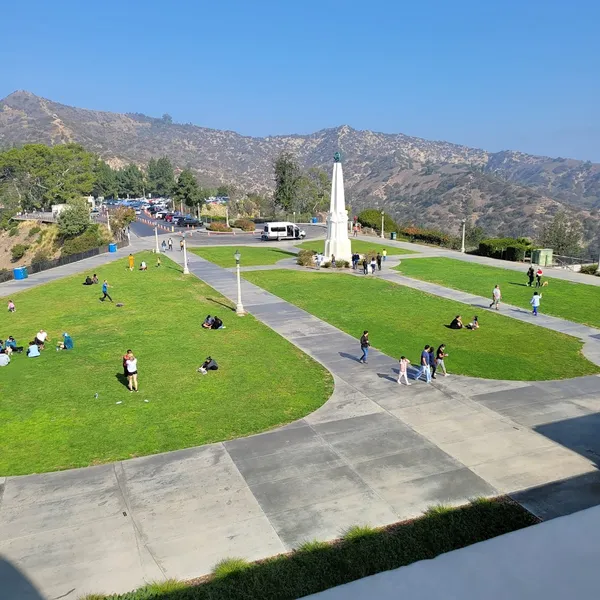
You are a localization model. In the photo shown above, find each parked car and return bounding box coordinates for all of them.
[176,216,200,227]
[261,222,306,241]
[155,210,169,219]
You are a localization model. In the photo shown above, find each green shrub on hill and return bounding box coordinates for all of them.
[11,243,30,261]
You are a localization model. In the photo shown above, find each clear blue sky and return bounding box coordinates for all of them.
[2,0,599,160]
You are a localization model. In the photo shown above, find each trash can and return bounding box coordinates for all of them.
[108,243,117,253]
[13,267,28,280]
[390,232,397,240]
[311,217,318,224]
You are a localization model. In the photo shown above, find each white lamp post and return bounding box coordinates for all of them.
[460,219,466,254]
[182,237,190,275]
[380,210,385,239]
[154,226,160,254]
[234,249,246,316]
[293,211,296,224]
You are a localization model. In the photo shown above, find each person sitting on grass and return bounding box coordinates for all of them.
[57,332,74,350]
[83,275,93,285]
[27,341,40,358]
[449,315,463,329]
[202,315,215,329]
[198,356,218,374]
[8,299,15,312]
[139,261,148,271]
[92,274,99,284]
[466,316,479,330]
[0,349,10,367]
[4,336,21,353]
[34,329,48,349]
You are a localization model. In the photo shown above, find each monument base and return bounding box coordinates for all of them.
[324,237,352,264]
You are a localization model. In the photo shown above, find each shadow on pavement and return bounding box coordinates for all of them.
[338,352,361,363]
[0,558,46,600]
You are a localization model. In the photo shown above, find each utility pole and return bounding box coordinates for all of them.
[461,219,466,253]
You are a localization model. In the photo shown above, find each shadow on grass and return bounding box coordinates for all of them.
[115,372,129,389]
[509,282,529,287]
[95,498,537,600]
[207,297,236,311]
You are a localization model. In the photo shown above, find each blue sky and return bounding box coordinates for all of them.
[2,0,599,160]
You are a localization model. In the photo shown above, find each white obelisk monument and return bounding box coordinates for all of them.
[324,152,352,263]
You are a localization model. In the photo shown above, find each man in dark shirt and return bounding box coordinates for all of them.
[376,253,382,271]
[414,345,431,383]
[359,330,370,364]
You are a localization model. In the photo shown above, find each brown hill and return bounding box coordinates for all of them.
[2,90,599,240]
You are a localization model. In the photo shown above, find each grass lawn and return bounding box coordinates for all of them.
[85,498,537,600]
[243,270,598,381]
[297,239,418,256]
[396,257,600,328]
[0,252,332,476]
[190,246,296,267]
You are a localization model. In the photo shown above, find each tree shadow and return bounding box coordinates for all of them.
[207,297,236,312]
[115,372,129,388]
[338,352,361,363]
[0,558,45,600]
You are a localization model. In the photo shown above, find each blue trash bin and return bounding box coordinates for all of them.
[311,217,318,224]
[13,267,28,280]
[108,243,117,253]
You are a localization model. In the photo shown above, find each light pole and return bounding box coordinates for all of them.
[225,206,230,228]
[380,210,385,239]
[154,226,160,254]
[293,211,296,224]
[182,237,190,275]
[460,219,466,254]
[234,249,246,316]
[106,209,111,234]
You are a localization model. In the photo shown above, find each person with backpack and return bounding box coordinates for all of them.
[359,330,370,364]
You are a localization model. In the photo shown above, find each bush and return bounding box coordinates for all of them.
[207,222,233,232]
[358,209,398,234]
[28,226,41,238]
[580,264,599,275]
[57,203,90,237]
[232,219,256,232]
[61,226,105,257]
[11,243,30,261]
[400,225,450,246]
[0,268,12,283]
[8,226,19,237]
[479,237,530,261]
[30,249,52,271]
[297,249,315,266]
[323,259,349,269]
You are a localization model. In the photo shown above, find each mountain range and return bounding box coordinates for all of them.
[1,90,599,242]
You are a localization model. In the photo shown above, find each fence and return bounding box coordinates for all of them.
[0,239,129,283]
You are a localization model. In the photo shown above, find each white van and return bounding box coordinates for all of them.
[261,222,306,241]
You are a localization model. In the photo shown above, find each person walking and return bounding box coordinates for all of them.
[414,345,431,382]
[161,240,167,252]
[331,254,337,268]
[125,349,139,392]
[376,253,382,271]
[535,268,543,288]
[128,253,135,272]
[489,284,501,310]
[397,356,411,385]
[359,330,370,364]
[382,249,387,262]
[316,252,322,269]
[436,344,448,376]
[527,266,535,287]
[353,225,359,237]
[168,237,173,251]
[180,239,184,252]
[156,256,161,268]
[530,291,542,316]
[101,279,113,302]
[428,345,437,379]
[362,258,368,275]
[370,257,377,274]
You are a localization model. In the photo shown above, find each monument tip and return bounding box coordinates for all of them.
[333,151,341,163]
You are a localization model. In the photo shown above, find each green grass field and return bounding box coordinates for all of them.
[190,246,296,267]
[0,252,332,476]
[243,270,597,381]
[297,239,418,256]
[396,258,600,328]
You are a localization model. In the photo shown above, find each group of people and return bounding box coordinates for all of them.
[83,274,99,285]
[0,329,74,366]
[122,349,139,392]
[352,250,387,274]
[449,315,479,330]
[487,283,543,316]
[160,238,175,252]
[358,331,449,385]
[527,266,544,287]
[202,315,224,330]
[0,336,21,366]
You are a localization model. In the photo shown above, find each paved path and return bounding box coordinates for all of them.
[3,250,600,599]
[307,504,600,600]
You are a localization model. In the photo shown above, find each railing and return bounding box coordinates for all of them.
[552,254,596,271]
[0,239,129,283]
[12,212,57,223]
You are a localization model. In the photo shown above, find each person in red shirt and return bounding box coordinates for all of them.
[535,268,543,288]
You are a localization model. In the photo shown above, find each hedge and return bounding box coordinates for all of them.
[232,219,256,232]
[207,222,233,232]
[399,225,451,246]
[357,209,398,234]
[478,238,530,262]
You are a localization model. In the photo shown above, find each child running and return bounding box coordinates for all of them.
[530,292,542,316]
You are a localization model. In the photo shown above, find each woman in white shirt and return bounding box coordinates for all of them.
[125,349,139,392]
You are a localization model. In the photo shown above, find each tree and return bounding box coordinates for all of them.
[273,152,302,211]
[57,203,90,237]
[296,167,330,214]
[147,157,175,197]
[117,164,145,198]
[173,169,203,208]
[111,206,136,232]
[538,212,583,257]
[93,160,118,199]
[162,113,173,124]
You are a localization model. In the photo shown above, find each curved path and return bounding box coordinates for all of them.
[2,242,600,600]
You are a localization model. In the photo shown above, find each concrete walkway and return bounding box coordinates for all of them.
[2,243,600,599]
[306,504,600,600]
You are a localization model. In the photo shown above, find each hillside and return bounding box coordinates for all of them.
[2,90,600,240]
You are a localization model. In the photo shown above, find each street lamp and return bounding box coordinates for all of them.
[460,219,466,254]
[234,249,246,316]
[154,226,160,254]
[293,211,296,224]
[381,210,385,239]
[182,237,190,275]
